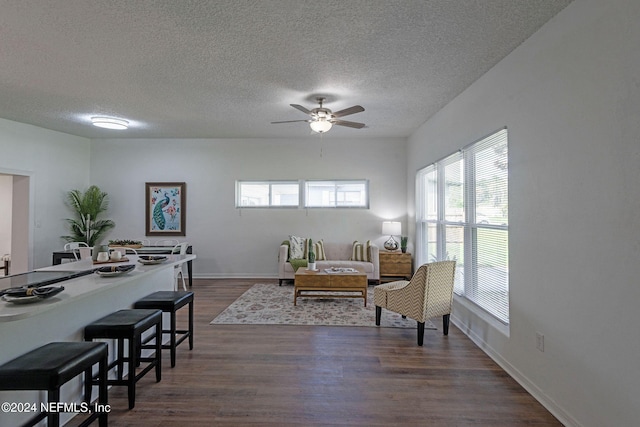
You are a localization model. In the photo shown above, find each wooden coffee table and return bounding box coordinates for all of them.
[294,268,368,306]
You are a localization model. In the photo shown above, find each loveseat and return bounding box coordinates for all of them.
[278,241,380,285]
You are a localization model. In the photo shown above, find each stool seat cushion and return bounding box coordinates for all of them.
[134,291,194,311]
[85,309,162,339]
[0,342,108,391]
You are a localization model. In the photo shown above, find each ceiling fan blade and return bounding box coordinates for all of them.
[271,119,311,124]
[332,119,365,129]
[332,105,364,118]
[290,104,312,116]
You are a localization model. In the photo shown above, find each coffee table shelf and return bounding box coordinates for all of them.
[294,269,368,306]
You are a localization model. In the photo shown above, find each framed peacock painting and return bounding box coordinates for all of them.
[145,182,186,236]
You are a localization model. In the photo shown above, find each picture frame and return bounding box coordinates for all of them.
[145,182,186,236]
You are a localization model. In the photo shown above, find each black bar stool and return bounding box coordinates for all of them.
[84,309,162,409]
[134,291,194,367]
[0,341,108,427]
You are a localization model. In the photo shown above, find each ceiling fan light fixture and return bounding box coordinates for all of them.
[310,119,332,133]
[91,116,129,130]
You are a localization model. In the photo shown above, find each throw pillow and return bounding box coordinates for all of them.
[351,240,372,262]
[289,235,307,260]
[314,239,326,260]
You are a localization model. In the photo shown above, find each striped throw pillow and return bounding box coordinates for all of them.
[351,240,372,262]
[314,239,326,260]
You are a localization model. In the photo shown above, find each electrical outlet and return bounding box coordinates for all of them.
[536,332,544,352]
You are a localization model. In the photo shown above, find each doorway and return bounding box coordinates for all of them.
[0,172,31,275]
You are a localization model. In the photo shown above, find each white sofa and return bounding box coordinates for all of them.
[278,241,380,285]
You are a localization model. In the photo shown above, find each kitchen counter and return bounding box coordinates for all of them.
[0,254,195,426]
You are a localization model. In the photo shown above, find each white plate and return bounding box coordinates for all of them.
[137,256,167,265]
[2,294,42,304]
[95,269,134,277]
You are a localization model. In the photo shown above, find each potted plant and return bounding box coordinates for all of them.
[400,236,408,253]
[109,239,143,249]
[307,239,316,270]
[62,185,115,246]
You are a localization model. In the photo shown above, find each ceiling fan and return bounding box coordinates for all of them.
[271,97,365,133]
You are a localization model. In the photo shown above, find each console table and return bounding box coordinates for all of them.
[52,245,194,286]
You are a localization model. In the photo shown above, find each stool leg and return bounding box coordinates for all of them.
[84,366,92,403]
[188,300,194,350]
[128,336,136,409]
[155,320,162,382]
[117,338,125,380]
[99,353,108,427]
[48,387,61,427]
[170,309,177,368]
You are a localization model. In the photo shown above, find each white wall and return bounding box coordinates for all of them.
[407,0,640,425]
[90,137,407,277]
[0,118,91,269]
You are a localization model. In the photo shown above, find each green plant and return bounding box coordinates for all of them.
[400,236,408,248]
[62,185,115,246]
[109,239,142,246]
[308,238,316,263]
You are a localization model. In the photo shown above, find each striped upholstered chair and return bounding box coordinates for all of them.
[374,261,456,346]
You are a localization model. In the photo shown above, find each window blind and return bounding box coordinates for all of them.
[415,128,509,324]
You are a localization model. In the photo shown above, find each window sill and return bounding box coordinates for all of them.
[453,294,510,338]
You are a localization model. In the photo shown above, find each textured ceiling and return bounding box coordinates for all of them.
[0,0,572,139]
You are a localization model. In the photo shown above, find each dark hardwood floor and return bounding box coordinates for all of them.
[69,279,561,426]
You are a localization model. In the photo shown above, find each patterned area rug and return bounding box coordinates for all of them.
[210,283,437,329]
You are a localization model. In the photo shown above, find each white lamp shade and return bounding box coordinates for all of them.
[309,118,333,133]
[382,221,401,235]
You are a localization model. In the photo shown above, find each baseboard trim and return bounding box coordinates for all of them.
[451,314,579,427]
[191,274,279,280]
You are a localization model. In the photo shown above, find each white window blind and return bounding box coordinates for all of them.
[416,128,509,324]
[304,180,369,208]
[236,181,299,207]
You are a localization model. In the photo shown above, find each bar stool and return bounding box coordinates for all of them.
[0,341,108,427]
[134,291,194,367]
[84,309,162,409]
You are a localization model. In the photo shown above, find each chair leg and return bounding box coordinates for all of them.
[375,306,382,326]
[417,321,425,346]
[443,314,450,336]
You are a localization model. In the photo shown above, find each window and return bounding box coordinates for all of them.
[416,128,508,324]
[304,180,369,208]
[236,181,299,207]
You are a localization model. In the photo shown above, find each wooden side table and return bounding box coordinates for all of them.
[379,251,413,282]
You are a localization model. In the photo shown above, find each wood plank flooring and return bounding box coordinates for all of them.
[69,279,561,426]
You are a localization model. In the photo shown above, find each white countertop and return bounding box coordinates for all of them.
[0,254,195,322]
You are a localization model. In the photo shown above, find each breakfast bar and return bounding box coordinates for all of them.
[0,254,195,426]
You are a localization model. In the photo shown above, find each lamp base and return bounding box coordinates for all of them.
[384,236,399,251]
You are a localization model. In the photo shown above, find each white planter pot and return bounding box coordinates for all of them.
[307,262,317,270]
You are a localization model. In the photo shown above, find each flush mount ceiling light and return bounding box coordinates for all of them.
[91,116,129,130]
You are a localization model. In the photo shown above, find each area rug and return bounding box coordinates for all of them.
[210,283,437,329]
